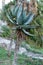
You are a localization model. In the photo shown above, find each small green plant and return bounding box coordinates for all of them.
[1,26,11,37]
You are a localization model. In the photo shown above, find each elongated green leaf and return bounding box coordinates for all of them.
[20,25,40,29]
[23,10,26,18]
[10,4,16,13]
[6,12,16,24]
[12,25,40,30]
[17,5,22,19]
[24,14,35,25]
[17,5,23,25]
[24,12,32,23]
[12,5,19,17]
[22,29,35,36]
[22,9,27,24]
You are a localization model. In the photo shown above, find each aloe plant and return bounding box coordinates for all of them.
[5,4,39,36]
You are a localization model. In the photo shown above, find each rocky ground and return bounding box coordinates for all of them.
[0,37,43,60]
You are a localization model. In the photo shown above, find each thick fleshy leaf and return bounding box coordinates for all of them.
[22,29,35,36]
[20,25,40,29]
[22,9,27,24]
[10,4,17,12]
[8,10,13,19]
[17,5,22,19]
[17,5,23,25]
[12,5,19,17]
[6,12,16,24]
[24,13,35,25]
[23,10,26,18]
[24,12,32,23]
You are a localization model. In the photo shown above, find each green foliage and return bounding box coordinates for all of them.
[0,47,8,60]
[0,26,11,37]
[4,3,40,37]
[0,47,43,65]
[38,0,43,16]
[1,1,15,21]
